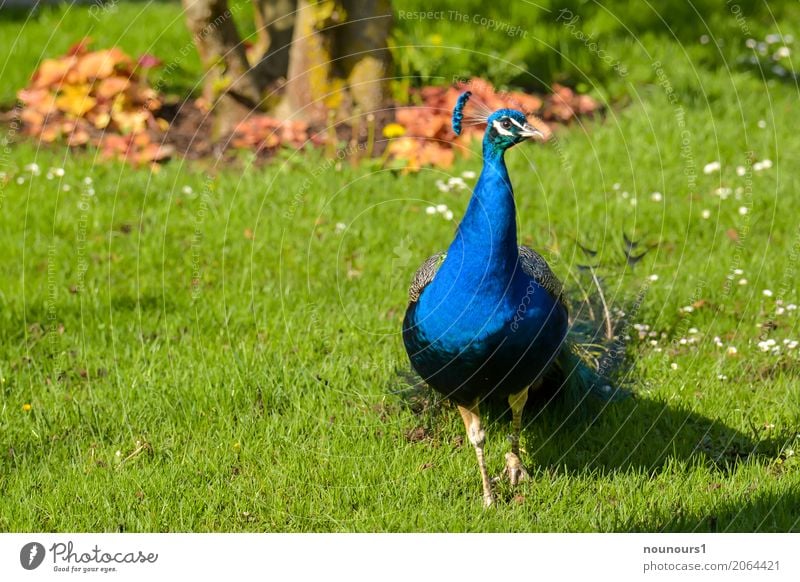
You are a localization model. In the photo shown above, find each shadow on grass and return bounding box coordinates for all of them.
[393,370,784,474]
[635,488,800,533]
[518,394,784,475]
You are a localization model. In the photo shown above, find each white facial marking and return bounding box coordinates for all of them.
[492,119,514,137]
[508,117,527,130]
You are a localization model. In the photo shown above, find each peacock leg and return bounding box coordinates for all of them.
[505,386,530,485]
[457,400,494,507]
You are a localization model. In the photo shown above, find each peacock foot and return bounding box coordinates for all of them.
[504,452,529,486]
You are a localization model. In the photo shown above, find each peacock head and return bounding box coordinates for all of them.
[452,91,543,156]
[484,109,544,152]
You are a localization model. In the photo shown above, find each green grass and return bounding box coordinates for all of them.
[1,3,799,532]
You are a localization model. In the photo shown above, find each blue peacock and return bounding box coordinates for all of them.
[402,91,618,506]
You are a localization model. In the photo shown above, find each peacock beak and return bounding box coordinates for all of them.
[519,123,544,140]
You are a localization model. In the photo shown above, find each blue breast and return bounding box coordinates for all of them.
[403,267,567,404]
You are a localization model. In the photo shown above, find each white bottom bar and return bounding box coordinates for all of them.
[1,533,797,581]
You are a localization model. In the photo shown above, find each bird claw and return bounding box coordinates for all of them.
[504,452,529,486]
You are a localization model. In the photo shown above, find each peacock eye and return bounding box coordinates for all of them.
[501,119,512,130]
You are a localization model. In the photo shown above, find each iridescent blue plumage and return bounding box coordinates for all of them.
[451,90,472,136]
[401,97,606,506]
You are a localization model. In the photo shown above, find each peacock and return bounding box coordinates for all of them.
[401,91,619,506]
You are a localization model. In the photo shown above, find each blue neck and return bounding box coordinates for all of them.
[438,143,519,291]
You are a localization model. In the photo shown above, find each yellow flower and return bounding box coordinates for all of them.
[382,123,406,138]
[22,403,32,412]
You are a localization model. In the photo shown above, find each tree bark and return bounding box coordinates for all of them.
[182,0,264,138]
[251,0,296,83]
[280,0,391,121]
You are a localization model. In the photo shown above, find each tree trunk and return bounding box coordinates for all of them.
[182,0,264,138]
[280,0,392,121]
[251,0,296,83]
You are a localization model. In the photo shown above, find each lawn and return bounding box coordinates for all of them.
[0,2,799,532]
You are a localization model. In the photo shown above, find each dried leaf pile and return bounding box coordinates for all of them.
[16,43,601,170]
[17,39,173,165]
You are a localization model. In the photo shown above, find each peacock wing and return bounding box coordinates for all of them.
[408,252,446,303]
[518,245,566,308]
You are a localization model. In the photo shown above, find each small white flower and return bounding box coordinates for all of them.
[745,38,757,49]
[787,340,798,349]
[738,206,749,215]
[425,206,436,215]
[736,166,747,176]
[613,182,621,190]
[715,187,732,199]
[787,304,797,311]
[25,163,41,174]
[648,274,659,282]
[758,119,767,129]
[334,222,346,234]
[461,170,476,180]
[681,305,694,313]
[739,278,748,286]
[717,374,728,380]
[46,172,54,180]
[651,192,663,202]
[700,35,710,44]
[630,197,637,206]
[774,46,791,59]
[115,450,122,458]
[435,180,450,193]
[776,306,786,315]
[703,161,721,174]
[444,210,454,221]
[54,168,65,177]
[435,204,448,213]
[766,33,782,44]
[670,363,679,370]
[701,209,711,219]
[679,338,688,345]
[16,177,24,185]
[734,268,744,275]
[727,346,738,355]
[763,289,773,297]
[447,177,467,190]
[621,191,629,199]
[83,177,93,185]
[689,327,699,334]
[182,185,193,195]
[649,340,658,346]
[62,184,71,192]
